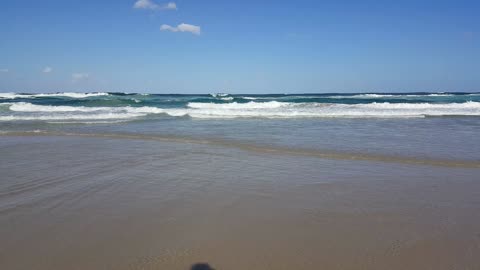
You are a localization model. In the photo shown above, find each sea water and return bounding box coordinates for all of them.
[1,92,480,162]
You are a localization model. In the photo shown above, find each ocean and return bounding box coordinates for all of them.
[1,92,480,163]
[2,92,480,121]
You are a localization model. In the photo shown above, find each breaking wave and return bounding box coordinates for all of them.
[327,93,457,99]
[2,101,480,122]
[0,102,168,122]
[0,92,109,99]
[181,101,480,118]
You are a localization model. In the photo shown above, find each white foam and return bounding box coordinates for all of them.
[188,101,287,109]
[2,101,480,121]
[359,101,480,109]
[8,102,165,114]
[0,92,109,99]
[1,102,167,122]
[0,113,144,121]
[210,93,229,98]
[9,103,107,112]
[328,93,455,99]
[180,101,480,119]
[46,120,131,124]
[0,93,19,99]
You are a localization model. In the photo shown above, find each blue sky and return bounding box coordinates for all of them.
[0,0,478,93]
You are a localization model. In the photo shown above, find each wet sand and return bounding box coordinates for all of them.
[1,135,480,270]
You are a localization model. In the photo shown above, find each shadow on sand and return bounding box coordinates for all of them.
[191,263,216,270]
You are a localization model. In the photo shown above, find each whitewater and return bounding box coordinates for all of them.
[2,91,480,162]
[1,92,480,122]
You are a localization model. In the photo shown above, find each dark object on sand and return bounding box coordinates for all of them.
[191,263,216,270]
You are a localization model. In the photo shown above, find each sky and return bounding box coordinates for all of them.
[0,0,479,93]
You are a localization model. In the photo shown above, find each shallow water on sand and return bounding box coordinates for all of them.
[1,136,480,270]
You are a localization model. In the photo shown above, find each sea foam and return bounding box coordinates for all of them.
[0,92,109,99]
[182,101,480,118]
[2,100,480,121]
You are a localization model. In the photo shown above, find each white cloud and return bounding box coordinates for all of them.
[160,24,176,32]
[165,2,177,10]
[72,73,89,82]
[133,0,177,10]
[43,66,52,73]
[134,0,157,9]
[160,23,201,35]
[0,69,8,73]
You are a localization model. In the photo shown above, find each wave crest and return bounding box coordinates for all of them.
[183,101,480,118]
[0,92,109,99]
[2,101,480,121]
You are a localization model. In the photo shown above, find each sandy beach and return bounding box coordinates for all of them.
[1,135,479,270]
[2,0,480,268]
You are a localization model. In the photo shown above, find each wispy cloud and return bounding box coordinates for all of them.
[160,23,201,35]
[133,0,177,10]
[0,69,8,73]
[72,73,89,82]
[43,66,52,73]
[164,2,177,10]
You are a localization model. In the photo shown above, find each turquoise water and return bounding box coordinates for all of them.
[1,92,480,121]
[2,92,480,105]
